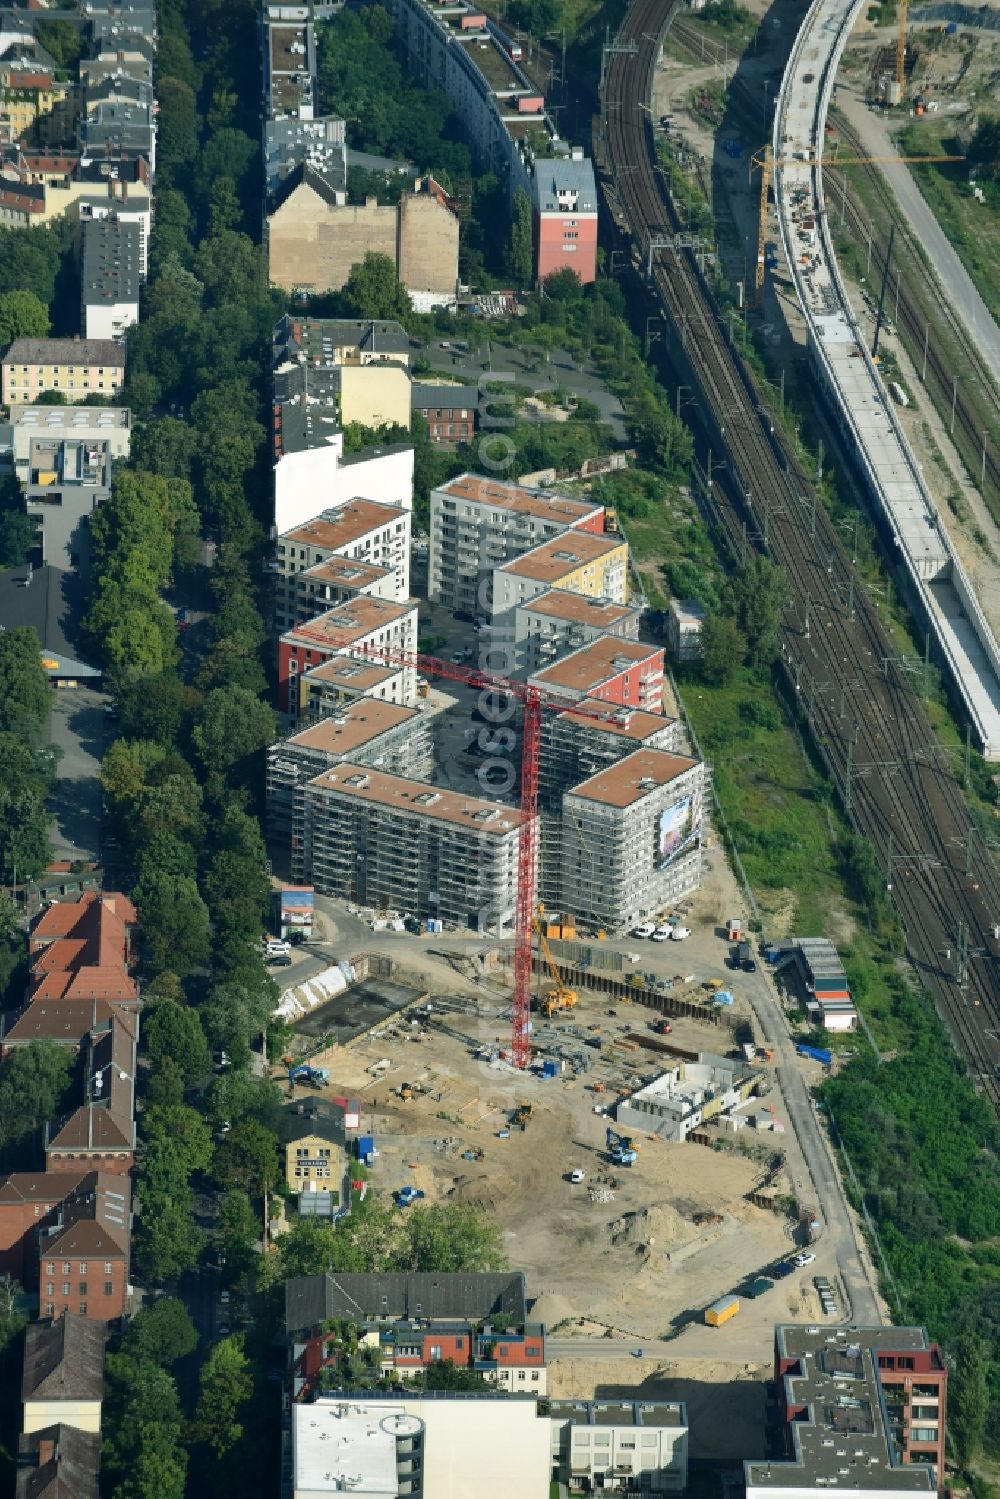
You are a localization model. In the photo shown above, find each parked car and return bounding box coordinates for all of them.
[632,922,655,939]
[794,1252,816,1268]
[267,953,293,967]
[569,1168,585,1184]
[651,924,674,942]
[670,926,691,941]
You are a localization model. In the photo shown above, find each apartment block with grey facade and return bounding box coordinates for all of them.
[560,748,709,930]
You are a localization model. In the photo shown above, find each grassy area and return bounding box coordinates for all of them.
[898,120,1000,323]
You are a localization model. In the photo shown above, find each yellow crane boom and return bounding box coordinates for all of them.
[533,911,577,1015]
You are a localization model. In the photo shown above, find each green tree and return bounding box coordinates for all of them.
[146,1055,186,1109]
[102,1354,187,1499]
[969,115,1000,182]
[0,627,50,733]
[35,19,83,74]
[423,1358,489,1391]
[217,1190,259,1278]
[950,1333,988,1466]
[157,77,201,173]
[0,504,35,567]
[213,1119,280,1199]
[0,289,49,347]
[191,686,276,787]
[340,251,411,321]
[101,739,167,817]
[191,1336,253,1458]
[121,1298,198,1366]
[725,557,788,670]
[508,188,533,286]
[143,1001,211,1085]
[0,780,51,884]
[0,1041,72,1150]
[135,872,211,976]
[143,1104,213,1185]
[132,1192,205,1283]
[700,614,746,685]
[543,267,583,301]
[405,1203,507,1271]
[197,978,277,1070]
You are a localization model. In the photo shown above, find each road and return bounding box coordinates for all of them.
[836,90,1000,392]
[46,685,109,862]
[741,972,882,1325]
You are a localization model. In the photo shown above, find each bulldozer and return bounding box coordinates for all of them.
[512,1103,533,1131]
[533,910,577,1017]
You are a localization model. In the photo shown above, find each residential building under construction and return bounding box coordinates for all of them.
[559,749,709,929]
[299,764,527,930]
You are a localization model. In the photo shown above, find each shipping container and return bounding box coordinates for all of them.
[706,1295,740,1326]
[796,1043,833,1067]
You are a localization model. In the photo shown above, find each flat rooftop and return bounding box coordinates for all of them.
[307,763,522,835]
[298,555,392,590]
[303,656,403,691]
[549,1400,686,1428]
[567,748,698,808]
[525,590,635,627]
[438,473,599,525]
[284,597,415,648]
[532,636,659,694]
[500,531,623,583]
[11,405,130,431]
[552,699,674,742]
[279,501,408,552]
[745,1326,941,1492]
[286,703,417,754]
[294,1402,401,1496]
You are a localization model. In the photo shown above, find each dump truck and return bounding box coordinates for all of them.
[705,1295,740,1327]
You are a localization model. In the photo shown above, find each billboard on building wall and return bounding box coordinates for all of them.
[657,790,700,869]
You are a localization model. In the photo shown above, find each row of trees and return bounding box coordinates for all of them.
[0,629,55,885]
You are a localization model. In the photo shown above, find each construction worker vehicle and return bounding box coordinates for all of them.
[534,910,577,1016]
[606,1127,639,1167]
[512,1103,533,1131]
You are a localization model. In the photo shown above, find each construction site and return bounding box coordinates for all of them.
[275,868,855,1370]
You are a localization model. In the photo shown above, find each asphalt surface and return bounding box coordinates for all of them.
[46,685,109,862]
[741,972,882,1325]
[837,90,1000,392]
[431,341,628,440]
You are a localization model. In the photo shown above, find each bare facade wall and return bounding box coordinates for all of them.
[398,192,458,295]
[268,186,397,293]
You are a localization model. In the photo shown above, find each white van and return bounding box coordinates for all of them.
[265,938,291,956]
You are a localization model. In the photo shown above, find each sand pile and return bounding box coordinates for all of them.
[529,1291,576,1326]
[447,1171,516,1212]
[609,1205,693,1253]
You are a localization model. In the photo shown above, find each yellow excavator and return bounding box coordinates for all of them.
[534,910,578,1017]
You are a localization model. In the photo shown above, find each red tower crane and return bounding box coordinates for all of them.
[283,625,635,1069]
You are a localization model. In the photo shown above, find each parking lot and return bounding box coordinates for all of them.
[46,685,110,863]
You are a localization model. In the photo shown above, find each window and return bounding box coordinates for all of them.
[79,1262,88,1275]
[104,1281,114,1296]
[104,1263,113,1275]
[44,1303,53,1318]
[79,1282,88,1296]
[62,1262,71,1274]
[79,1303,87,1316]
[62,1283,70,1296]
[911,1429,938,1444]
[46,1283,54,1297]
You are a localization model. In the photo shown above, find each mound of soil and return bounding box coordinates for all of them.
[608,1204,694,1252]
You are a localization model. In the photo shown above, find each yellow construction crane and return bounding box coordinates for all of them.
[896,0,908,94]
[751,146,965,300]
[533,910,578,1017]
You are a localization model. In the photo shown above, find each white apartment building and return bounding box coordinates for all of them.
[491,532,629,622]
[515,589,641,674]
[427,473,604,614]
[299,766,526,931]
[273,431,414,536]
[274,500,411,631]
[666,598,707,664]
[291,1395,688,1499]
[279,597,418,718]
[560,748,709,931]
[294,554,397,625]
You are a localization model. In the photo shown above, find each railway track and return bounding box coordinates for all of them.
[603,0,1000,1103]
[669,16,1000,517]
